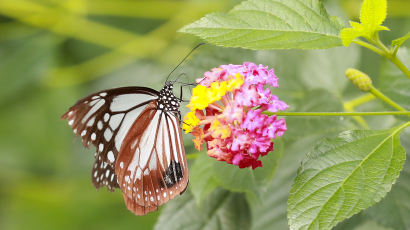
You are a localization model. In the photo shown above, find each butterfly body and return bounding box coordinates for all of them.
[62,82,188,215]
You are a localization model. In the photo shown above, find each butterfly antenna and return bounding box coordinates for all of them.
[165,43,206,83]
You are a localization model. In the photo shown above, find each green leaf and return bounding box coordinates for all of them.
[340,0,390,47]
[392,32,410,48]
[253,139,284,186]
[189,153,220,205]
[250,159,294,230]
[340,22,366,46]
[366,157,410,230]
[154,189,251,230]
[213,140,283,195]
[365,129,410,230]
[340,28,361,47]
[360,0,387,29]
[378,48,410,111]
[250,138,302,230]
[189,138,283,205]
[287,122,409,230]
[180,0,344,50]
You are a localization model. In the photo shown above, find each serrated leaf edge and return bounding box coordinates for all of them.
[289,122,409,229]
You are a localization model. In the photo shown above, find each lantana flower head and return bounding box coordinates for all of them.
[183,62,288,169]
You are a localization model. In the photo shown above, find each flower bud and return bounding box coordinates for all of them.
[345,68,373,92]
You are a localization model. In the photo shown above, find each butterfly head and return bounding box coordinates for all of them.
[158,82,181,112]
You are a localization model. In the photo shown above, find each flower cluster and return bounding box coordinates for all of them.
[183,62,288,169]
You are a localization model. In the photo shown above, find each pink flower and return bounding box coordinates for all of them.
[249,134,273,156]
[235,86,259,107]
[263,116,287,138]
[183,62,288,169]
[241,109,266,132]
[231,129,250,152]
[233,153,262,169]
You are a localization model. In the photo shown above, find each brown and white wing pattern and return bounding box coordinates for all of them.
[61,87,159,191]
[115,101,188,215]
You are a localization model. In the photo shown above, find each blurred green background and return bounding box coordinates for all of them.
[0,0,409,230]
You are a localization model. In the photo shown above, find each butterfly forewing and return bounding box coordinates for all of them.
[115,101,188,215]
[62,87,158,190]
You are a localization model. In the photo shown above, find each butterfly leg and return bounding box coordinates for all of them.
[177,111,182,124]
[179,84,192,103]
[179,85,183,102]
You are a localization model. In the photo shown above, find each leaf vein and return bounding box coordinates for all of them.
[293,0,330,27]
[271,0,314,30]
[234,9,293,29]
[292,160,361,197]
[306,124,407,229]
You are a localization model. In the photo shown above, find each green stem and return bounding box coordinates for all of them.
[343,105,369,129]
[389,56,410,79]
[343,94,376,129]
[354,38,410,79]
[369,86,407,112]
[373,34,410,79]
[353,39,386,57]
[263,111,410,116]
[373,33,391,54]
[344,93,375,108]
[392,45,400,56]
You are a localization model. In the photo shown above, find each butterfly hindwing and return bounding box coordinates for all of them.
[62,87,159,190]
[91,154,119,190]
[115,101,188,215]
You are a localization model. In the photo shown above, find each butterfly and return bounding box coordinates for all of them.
[62,44,205,215]
[62,82,188,215]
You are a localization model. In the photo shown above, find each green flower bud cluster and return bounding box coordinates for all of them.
[345,68,373,92]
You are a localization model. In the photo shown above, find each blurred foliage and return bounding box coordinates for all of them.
[0,0,409,230]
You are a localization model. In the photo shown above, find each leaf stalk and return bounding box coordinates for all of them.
[263,111,410,116]
[369,86,408,112]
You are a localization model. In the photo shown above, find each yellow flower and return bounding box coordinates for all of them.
[227,73,244,91]
[208,81,228,102]
[187,85,210,111]
[187,81,232,111]
[210,119,231,138]
[182,111,200,133]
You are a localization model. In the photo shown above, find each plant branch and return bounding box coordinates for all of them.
[343,105,369,129]
[344,93,375,109]
[389,56,410,79]
[373,34,410,79]
[263,111,410,116]
[392,45,400,56]
[343,94,376,129]
[369,86,407,112]
[353,39,386,57]
[372,33,391,54]
[354,38,410,79]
